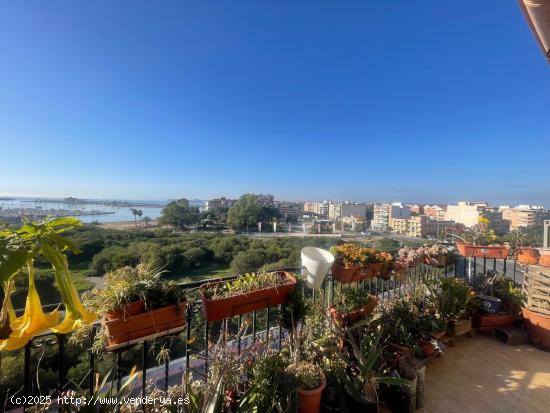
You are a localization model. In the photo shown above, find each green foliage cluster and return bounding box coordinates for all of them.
[334,289,374,313]
[227,194,280,231]
[285,362,323,390]
[203,271,292,300]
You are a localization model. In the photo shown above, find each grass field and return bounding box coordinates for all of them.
[169,262,233,283]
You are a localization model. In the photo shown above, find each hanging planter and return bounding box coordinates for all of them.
[301,247,334,289]
[329,294,378,326]
[200,271,296,322]
[331,263,382,283]
[104,301,187,346]
[456,243,510,259]
[330,243,393,284]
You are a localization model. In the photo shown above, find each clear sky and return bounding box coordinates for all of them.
[0,1,548,205]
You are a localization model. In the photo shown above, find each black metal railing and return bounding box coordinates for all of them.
[0,256,524,411]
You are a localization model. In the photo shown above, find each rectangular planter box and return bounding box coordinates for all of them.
[331,263,389,283]
[104,302,187,346]
[329,296,378,326]
[456,243,510,259]
[200,272,297,322]
[472,313,515,331]
[447,318,472,337]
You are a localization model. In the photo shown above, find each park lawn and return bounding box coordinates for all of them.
[11,261,94,310]
[171,262,233,283]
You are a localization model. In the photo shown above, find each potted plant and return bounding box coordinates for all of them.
[76,264,187,348]
[329,289,378,327]
[427,277,477,338]
[472,272,525,331]
[449,218,510,259]
[200,271,296,322]
[330,243,394,284]
[286,362,326,413]
[335,327,407,412]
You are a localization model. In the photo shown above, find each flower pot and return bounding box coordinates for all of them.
[539,255,550,267]
[329,296,378,327]
[298,373,326,413]
[522,308,550,350]
[387,342,412,356]
[200,272,297,322]
[343,386,378,412]
[472,313,515,331]
[456,243,510,259]
[104,301,186,346]
[419,339,437,357]
[516,248,540,265]
[380,366,417,413]
[446,318,472,337]
[331,263,383,284]
[106,300,146,321]
[301,247,334,289]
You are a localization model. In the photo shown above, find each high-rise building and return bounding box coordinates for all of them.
[328,202,367,220]
[389,215,454,238]
[501,205,550,230]
[372,202,409,232]
[205,197,236,211]
[303,201,329,218]
[276,201,304,220]
[445,201,509,235]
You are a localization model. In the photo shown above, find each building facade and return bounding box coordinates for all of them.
[389,215,454,238]
[328,202,367,220]
[445,201,509,235]
[501,206,550,230]
[205,197,236,211]
[276,201,304,220]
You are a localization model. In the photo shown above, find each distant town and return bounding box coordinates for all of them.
[1,194,548,240]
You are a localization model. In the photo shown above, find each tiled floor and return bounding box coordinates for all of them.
[421,332,550,413]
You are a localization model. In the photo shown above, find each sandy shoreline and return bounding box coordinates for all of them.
[95,220,159,230]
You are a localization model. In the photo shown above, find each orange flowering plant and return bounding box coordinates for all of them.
[330,243,393,268]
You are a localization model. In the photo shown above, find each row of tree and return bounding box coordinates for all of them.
[158,194,280,232]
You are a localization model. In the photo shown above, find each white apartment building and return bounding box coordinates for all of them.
[303,201,329,218]
[372,202,410,232]
[445,201,509,235]
[501,205,550,230]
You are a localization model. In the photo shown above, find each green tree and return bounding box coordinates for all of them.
[227,194,280,232]
[142,216,151,228]
[158,199,200,230]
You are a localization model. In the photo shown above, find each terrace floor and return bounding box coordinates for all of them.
[420,332,550,413]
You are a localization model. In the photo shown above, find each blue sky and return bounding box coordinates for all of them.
[0,1,548,205]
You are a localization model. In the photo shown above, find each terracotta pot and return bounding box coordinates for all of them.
[387,342,412,356]
[106,300,145,321]
[516,248,540,265]
[329,296,378,326]
[419,339,437,357]
[331,263,386,283]
[104,301,186,346]
[200,272,296,322]
[298,373,326,413]
[522,308,550,349]
[456,243,510,259]
[539,255,550,267]
[473,313,515,331]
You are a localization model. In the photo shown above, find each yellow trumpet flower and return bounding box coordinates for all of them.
[0,264,59,351]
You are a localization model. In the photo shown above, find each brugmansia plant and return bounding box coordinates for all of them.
[0,217,96,351]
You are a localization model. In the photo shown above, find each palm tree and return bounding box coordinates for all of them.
[137,209,143,226]
[130,208,138,227]
[143,216,151,228]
